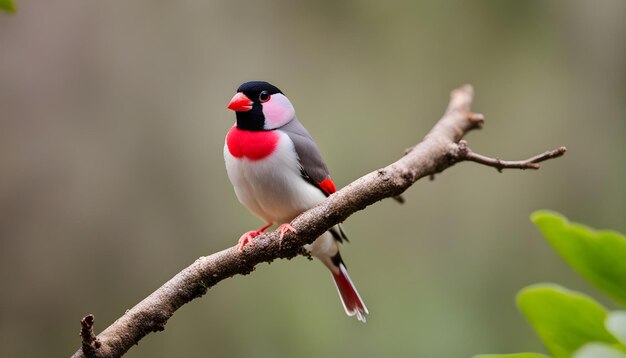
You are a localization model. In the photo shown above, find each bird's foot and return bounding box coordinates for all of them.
[237,231,261,252]
[237,223,273,252]
[277,224,297,241]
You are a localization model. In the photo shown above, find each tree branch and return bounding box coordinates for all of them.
[71,85,566,358]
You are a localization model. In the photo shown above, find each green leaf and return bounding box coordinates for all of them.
[531,210,626,305]
[0,0,16,13]
[573,343,626,358]
[473,353,550,358]
[607,311,626,346]
[517,284,618,358]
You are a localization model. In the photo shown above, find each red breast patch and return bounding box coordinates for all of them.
[226,126,280,160]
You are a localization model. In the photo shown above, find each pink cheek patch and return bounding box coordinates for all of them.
[226,126,280,160]
[262,94,295,129]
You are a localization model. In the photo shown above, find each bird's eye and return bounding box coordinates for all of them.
[259,91,271,103]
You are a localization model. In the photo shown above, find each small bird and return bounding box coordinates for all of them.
[224,81,368,322]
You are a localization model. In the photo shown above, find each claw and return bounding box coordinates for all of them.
[237,231,260,252]
[277,224,297,241]
[237,223,272,252]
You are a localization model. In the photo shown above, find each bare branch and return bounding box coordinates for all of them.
[457,140,567,172]
[71,85,565,358]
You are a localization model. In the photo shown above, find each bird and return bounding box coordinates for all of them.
[223,81,368,322]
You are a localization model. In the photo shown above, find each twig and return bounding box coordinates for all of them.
[80,315,101,357]
[392,195,405,204]
[71,84,565,358]
[457,140,567,172]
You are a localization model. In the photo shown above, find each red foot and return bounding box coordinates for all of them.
[237,223,272,252]
[237,231,260,251]
[277,224,297,241]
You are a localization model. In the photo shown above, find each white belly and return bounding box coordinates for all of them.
[224,131,327,224]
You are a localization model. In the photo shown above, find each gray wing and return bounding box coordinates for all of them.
[281,118,348,242]
[280,117,332,190]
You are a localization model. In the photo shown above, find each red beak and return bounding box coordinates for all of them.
[227,92,253,112]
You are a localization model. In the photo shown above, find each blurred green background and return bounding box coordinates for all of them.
[1,0,625,357]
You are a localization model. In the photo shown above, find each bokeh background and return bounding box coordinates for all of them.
[1,0,625,357]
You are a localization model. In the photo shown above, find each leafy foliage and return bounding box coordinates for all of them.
[517,284,617,357]
[532,211,626,305]
[478,212,626,357]
[0,0,15,13]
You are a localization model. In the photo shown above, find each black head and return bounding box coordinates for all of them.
[237,81,283,97]
[227,81,294,131]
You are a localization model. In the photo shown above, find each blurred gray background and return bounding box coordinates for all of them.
[1,0,625,357]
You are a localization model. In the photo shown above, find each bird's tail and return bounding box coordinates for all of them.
[331,255,368,322]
